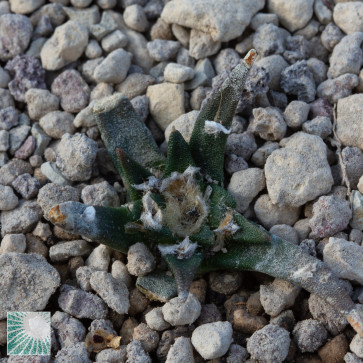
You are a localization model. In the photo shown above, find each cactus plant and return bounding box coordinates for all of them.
[48,50,363,337]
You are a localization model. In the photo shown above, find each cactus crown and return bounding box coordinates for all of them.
[49,50,363,337]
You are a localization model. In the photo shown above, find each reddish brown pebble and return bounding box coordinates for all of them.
[318,333,348,363]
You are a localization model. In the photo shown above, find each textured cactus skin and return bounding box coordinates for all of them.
[48,50,363,337]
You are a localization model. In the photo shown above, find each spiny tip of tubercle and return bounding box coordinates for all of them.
[244,49,257,67]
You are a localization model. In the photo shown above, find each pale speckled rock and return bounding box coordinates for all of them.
[81,181,120,208]
[309,195,352,238]
[94,49,132,84]
[39,111,76,139]
[58,284,108,319]
[25,88,59,120]
[191,321,232,360]
[123,4,149,32]
[126,340,151,363]
[293,319,328,353]
[162,293,201,326]
[90,271,130,314]
[189,28,221,59]
[336,94,363,150]
[254,194,301,229]
[344,352,363,363]
[111,260,132,289]
[0,252,60,319]
[247,324,290,363]
[1,200,42,235]
[328,32,363,79]
[0,233,26,253]
[270,224,299,245]
[95,347,127,363]
[227,168,266,213]
[166,336,194,363]
[256,55,289,91]
[54,342,91,363]
[260,279,301,317]
[49,240,92,262]
[147,82,185,131]
[324,237,363,284]
[265,132,333,207]
[127,242,155,277]
[350,334,363,359]
[56,133,98,182]
[41,20,88,71]
[351,191,363,230]
[334,2,363,35]
[250,107,286,141]
[145,307,171,331]
[302,116,332,139]
[0,14,33,62]
[9,0,45,14]
[85,244,111,271]
[165,110,198,143]
[267,0,314,32]
[164,63,195,83]
[161,0,265,42]
[0,184,18,211]
[51,311,86,348]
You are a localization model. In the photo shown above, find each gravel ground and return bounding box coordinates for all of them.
[0,0,363,362]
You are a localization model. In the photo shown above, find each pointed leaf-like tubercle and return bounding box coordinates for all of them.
[93,93,165,173]
[199,234,363,336]
[232,213,271,245]
[136,270,178,302]
[116,148,152,200]
[48,202,140,253]
[164,129,195,178]
[188,49,257,183]
[208,184,237,229]
[163,253,204,300]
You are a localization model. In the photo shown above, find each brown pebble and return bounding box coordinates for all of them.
[296,354,322,363]
[68,256,84,278]
[190,279,207,304]
[53,225,80,240]
[26,233,48,258]
[318,334,348,363]
[121,317,138,345]
[132,323,159,352]
[233,307,268,334]
[128,288,149,316]
[247,291,264,315]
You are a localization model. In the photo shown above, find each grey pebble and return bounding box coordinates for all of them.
[283,100,310,129]
[101,29,128,53]
[302,116,332,139]
[58,284,108,319]
[0,185,18,211]
[0,252,60,319]
[50,240,92,262]
[54,342,91,363]
[0,233,26,253]
[147,39,180,62]
[12,173,40,200]
[9,125,30,154]
[293,319,327,353]
[127,242,155,277]
[0,106,19,130]
[25,88,59,120]
[81,181,120,207]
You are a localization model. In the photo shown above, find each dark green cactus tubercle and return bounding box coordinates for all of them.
[48,50,363,337]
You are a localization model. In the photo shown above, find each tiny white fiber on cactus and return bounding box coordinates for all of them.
[140,191,163,230]
[158,236,198,260]
[204,120,231,136]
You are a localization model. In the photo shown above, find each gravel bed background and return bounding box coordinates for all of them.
[0,0,363,362]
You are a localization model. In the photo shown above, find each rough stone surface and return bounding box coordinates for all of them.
[58,284,108,319]
[162,293,201,326]
[247,324,291,363]
[309,195,352,238]
[308,293,348,335]
[54,342,91,363]
[1,200,42,235]
[265,132,333,207]
[0,14,33,62]
[227,168,266,213]
[85,244,111,271]
[293,319,328,353]
[250,107,286,141]
[51,70,90,114]
[328,32,363,79]
[166,336,194,363]
[191,321,233,360]
[127,242,155,277]
[0,252,60,319]
[302,116,332,139]
[39,111,75,139]
[49,240,92,262]
[323,237,363,284]
[161,0,265,42]
[41,20,88,71]
[0,184,18,211]
[81,181,120,207]
[145,307,171,331]
[351,334,363,359]
[12,173,40,200]
[336,94,363,150]
[254,194,301,229]
[164,110,198,143]
[5,55,46,102]
[164,62,195,83]
[333,2,363,35]
[267,0,314,32]
[126,340,151,363]
[280,60,316,103]
[25,88,59,120]
[90,271,130,314]
[0,233,26,253]
[260,279,301,317]
[56,133,98,182]
[147,82,185,131]
[94,49,132,84]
